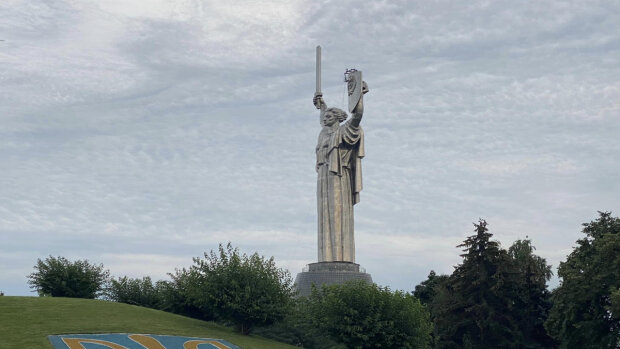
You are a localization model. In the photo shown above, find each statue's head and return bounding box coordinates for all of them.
[324,107,348,126]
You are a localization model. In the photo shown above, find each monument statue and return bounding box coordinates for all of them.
[294,46,372,296]
[312,72,368,263]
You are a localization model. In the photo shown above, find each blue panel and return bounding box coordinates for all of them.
[48,334,241,349]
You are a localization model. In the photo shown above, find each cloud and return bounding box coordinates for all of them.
[1,0,619,295]
[101,253,190,279]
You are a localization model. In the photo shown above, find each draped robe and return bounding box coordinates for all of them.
[316,115,364,262]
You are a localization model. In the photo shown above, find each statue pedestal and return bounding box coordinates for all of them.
[294,261,373,297]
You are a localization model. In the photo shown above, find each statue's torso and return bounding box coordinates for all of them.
[316,127,332,168]
[316,124,355,170]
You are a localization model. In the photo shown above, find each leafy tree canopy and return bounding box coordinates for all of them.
[508,238,556,348]
[27,256,109,299]
[105,276,162,309]
[183,243,295,335]
[414,270,449,307]
[546,211,620,349]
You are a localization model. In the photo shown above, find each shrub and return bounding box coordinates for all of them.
[307,280,432,349]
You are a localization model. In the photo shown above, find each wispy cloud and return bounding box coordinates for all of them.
[1,0,619,295]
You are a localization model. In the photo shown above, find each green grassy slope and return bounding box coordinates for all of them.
[0,296,298,349]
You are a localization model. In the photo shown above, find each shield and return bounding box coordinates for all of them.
[347,70,362,113]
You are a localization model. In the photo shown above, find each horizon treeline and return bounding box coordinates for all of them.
[25,211,619,349]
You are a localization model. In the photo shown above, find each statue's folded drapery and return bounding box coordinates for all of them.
[316,117,364,262]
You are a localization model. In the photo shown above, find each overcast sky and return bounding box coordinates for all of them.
[1,0,619,296]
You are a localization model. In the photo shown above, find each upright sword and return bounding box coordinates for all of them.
[315,45,321,109]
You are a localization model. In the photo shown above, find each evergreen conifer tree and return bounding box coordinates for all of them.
[433,220,524,348]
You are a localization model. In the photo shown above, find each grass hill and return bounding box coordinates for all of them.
[0,296,298,349]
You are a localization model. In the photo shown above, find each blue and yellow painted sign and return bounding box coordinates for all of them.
[48,334,240,349]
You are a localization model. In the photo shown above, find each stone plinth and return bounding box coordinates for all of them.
[294,261,372,297]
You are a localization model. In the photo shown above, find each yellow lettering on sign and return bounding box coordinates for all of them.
[183,340,231,349]
[128,335,167,349]
[63,338,129,349]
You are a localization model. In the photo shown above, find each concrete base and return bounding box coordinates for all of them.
[294,261,373,297]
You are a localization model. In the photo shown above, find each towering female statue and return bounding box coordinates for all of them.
[312,78,368,263]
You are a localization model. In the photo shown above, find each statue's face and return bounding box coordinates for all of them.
[323,111,338,126]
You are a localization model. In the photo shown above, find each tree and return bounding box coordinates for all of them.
[27,256,109,299]
[185,243,295,334]
[414,270,449,307]
[163,268,211,320]
[508,239,556,348]
[106,272,213,321]
[413,270,449,348]
[432,220,525,349]
[545,211,620,348]
[307,280,432,349]
[105,276,162,309]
